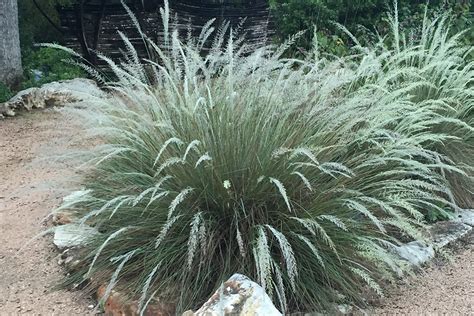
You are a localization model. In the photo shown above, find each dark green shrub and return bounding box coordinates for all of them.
[18,0,73,50]
[21,47,85,89]
[269,0,472,55]
[0,83,13,103]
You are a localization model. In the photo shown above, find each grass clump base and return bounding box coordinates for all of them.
[56,2,473,314]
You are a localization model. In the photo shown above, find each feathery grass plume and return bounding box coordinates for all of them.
[98,249,137,309]
[269,177,292,213]
[341,3,474,208]
[138,261,162,314]
[54,1,472,313]
[265,225,298,290]
[254,226,273,293]
[186,212,203,269]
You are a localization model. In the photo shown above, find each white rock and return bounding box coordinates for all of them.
[7,87,40,111]
[393,213,474,267]
[0,78,104,117]
[455,209,474,227]
[336,304,353,314]
[41,78,104,98]
[53,223,98,250]
[431,222,472,248]
[194,273,282,316]
[394,241,435,266]
[0,103,15,117]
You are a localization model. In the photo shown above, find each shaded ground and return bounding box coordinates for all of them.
[0,110,94,315]
[0,110,472,315]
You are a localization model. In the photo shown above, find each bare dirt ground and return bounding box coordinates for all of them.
[0,110,94,315]
[371,233,474,315]
[0,109,472,315]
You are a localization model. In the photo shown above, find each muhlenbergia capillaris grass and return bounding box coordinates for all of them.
[55,1,473,314]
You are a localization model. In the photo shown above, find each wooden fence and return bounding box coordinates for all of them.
[58,1,273,65]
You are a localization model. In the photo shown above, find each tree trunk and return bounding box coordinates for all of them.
[0,0,22,87]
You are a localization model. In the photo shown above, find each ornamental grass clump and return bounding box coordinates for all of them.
[341,5,474,208]
[56,2,472,314]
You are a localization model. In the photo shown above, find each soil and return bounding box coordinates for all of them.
[0,109,472,315]
[0,110,95,315]
[371,233,474,315]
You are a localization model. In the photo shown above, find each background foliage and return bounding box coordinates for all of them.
[0,0,83,102]
[17,0,69,50]
[0,83,13,103]
[269,0,473,55]
[8,0,472,102]
[21,47,85,89]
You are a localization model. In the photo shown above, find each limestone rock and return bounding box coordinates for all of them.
[59,247,82,271]
[394,241,435,266]
[6,87,41,111]
[0,78,104,117]
[455,209,474,227]
[194,273,282,316]
[53,223,99,250]
[41,78,104,98]
[393,213,474,267]
[335,304,353,314]
[52,211,74,226]
[430,221,473,248]
[0,104,14,117]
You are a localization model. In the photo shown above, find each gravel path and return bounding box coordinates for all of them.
[0,110,94,315]
[0,110,472,315]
